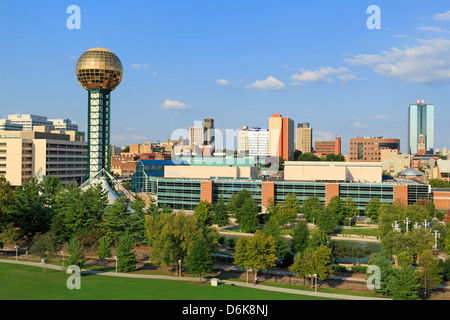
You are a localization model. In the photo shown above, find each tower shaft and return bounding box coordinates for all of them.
[86,89,111,180]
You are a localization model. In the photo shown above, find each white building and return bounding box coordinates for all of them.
[49,118,79,131]
[0,119,23,131]
[248,128,269,157]
[7,114,53,131]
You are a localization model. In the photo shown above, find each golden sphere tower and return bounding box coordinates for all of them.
[76,47,123,181]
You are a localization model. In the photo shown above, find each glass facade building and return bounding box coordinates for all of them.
[150,178,431,214]
[408,101,434,155]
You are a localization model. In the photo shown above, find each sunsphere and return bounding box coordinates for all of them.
[76,47,123,91]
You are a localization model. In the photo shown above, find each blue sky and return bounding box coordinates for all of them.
[1,1,450,153]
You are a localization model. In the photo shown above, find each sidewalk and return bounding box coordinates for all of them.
[0,259,391,300]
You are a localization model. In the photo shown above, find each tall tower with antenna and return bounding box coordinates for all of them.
[75,47,123,181]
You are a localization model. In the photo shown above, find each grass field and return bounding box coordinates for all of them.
[0,263,337,300]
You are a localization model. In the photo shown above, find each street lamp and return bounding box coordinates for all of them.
[347,217,352,228]
[61,251,65,268]
[422,219,429,230]
[434,230,441,251]
[403,217,410,233]
[392,221,401,232]
[14,245,18,261]
[178,259,182,277]
[114,256,118,273]
[314,274,317,293]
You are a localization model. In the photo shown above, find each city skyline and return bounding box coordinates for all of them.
[1,1,450,154]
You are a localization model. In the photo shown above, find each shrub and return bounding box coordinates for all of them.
[351,266,368,274]
[331,264,347,273]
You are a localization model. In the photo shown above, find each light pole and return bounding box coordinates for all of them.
[14,245,18,261]
[434,230,441,251]
[61,251,65,268]
[347,217,352,228]
[414,222,420,230]
[403,217,410,233]
[314,274,317,293]
[179,259,182,277]
[114,256,118,273]
[392,221,401,232]
[422,219,429,230]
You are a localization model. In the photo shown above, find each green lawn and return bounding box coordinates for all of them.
[0,263,337,300]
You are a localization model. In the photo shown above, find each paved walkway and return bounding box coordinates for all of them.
[0,259,391,300]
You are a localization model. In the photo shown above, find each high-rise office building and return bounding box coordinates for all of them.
[408,100,434,155]
[315,137,341,156]
[7,114,53,131]
[237,125,249,155]
[189,122,204,152]
[269,114,295,161]
[296,123,312,153]
[349,136,400,162]
[204,118,215,146]
[248,128,269,157]
[0,126,87,186]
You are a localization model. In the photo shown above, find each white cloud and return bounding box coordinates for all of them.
[373,115,388,120]
[160,99,191,111]
[290,66,360,85]
[216,79,237,86]
[248,76,285,91]
[314,131,336,141]
[418,26,450,33]
[353,122,368,128]
[68,56,78,60]
[434,10,450,21]
[345,38,450,84]
[131,63,150,71]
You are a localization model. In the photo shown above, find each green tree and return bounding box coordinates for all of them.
[308,230,330,248]
[298,152,321,161]
[365,198,381,221]
[342,197,358,224]
[186,237,214,282]
[301,196,323,222]
[291,220,310,254]
[66,236,87,269]
[262,217,289,258]
[212,195,229,227]
[128,195,149,243]
[379,203,406,238]
[289,245,333,289]
[145,212,203,275]
[101,196,130,240]
[8,177,54,238]
[324,154,345,162]
[238,197,259,233]
[233,231,277,284]
[416,249,443,297]
[227,189,253,224]
[97,235,112,261]
[0,175,14,233]
[116,233,137,272]
[274,193,300,227]
[194,200,214,226]
[367,253,396,296]
[388,264,421,300]
[29,232,60,269]
[317,207,337,235]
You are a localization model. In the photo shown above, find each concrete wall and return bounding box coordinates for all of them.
[284,161,382,183]
[164,165,258,179]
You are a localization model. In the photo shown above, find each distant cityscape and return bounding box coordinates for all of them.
[1,98,449,214]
